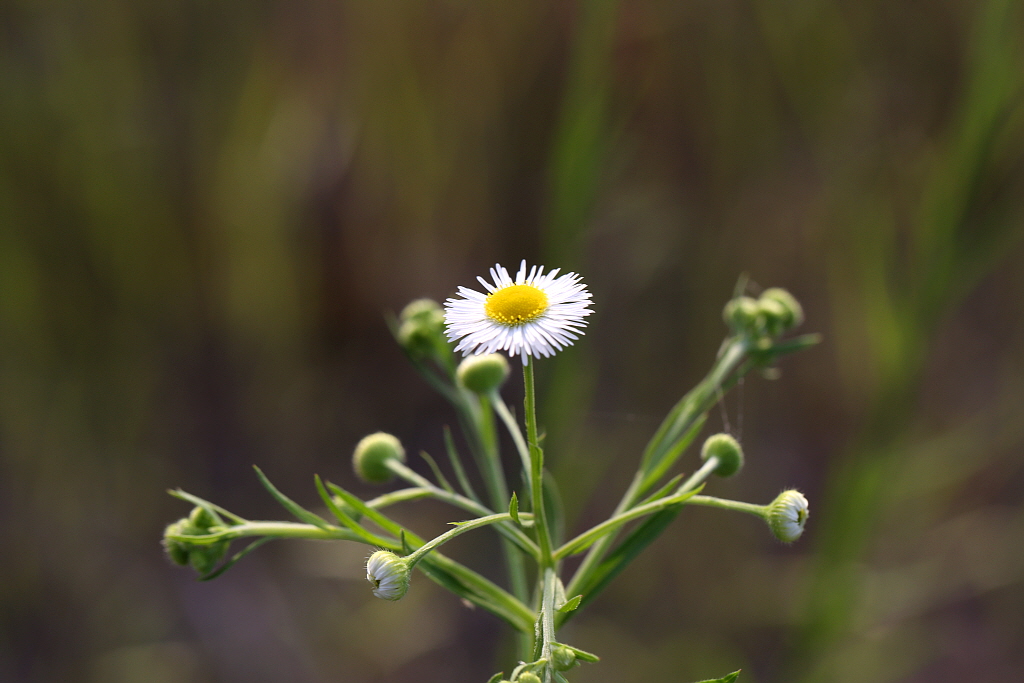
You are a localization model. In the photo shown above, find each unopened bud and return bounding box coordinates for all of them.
[701,433,744,478]
[551,644,577,671]
[767,490,809,543]
[723,296,764,337]
[162,520,191,566]
[353,432,406,484]
[517,673,542,683]
[366,550,411,601]
[397,299,446,358]
[759,288,803,332]
[456,353,510,394]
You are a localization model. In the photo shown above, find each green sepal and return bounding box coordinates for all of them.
[694,671,740,683]
[419,450,455,493]
[253,466,332,530]
[556,595,582,613]
[198,537,274,581]
[509,492,520,525]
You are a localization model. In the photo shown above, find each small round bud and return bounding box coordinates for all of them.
[456,353,510,394]
[188,506,218,531]
[760,288,803,331]
[517,674,542,683]
[366,550,411,601]
[188,541,229,575]
[701,433,744,478]
[723,296,764,336]
[767,490,809,543]
[400,298,443,323]
[758,297,790,337]
[353,432,406,483]
[162,520,191,566]
[397,299,446,358]
[551,644,577,671]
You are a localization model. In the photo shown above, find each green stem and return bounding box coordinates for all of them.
[686,495,768,518]
[405,513,513,568]
[524,358,554,565]
[553,488,703,560]
[386,460,540,560]
[677,456,720,494]
[540,567,559,679]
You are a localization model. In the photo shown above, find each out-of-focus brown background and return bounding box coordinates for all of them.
[2,2,1023,682]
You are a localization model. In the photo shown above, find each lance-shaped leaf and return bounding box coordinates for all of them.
[253,466,332,530]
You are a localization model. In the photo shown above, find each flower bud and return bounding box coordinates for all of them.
[456,353,510,394]
[701,433,744,478]
[551,644,577,671]
[188,541,229,575]
[517,673,542,683]
[366,550,411,601]
[397,299,446,358]
[188,506,218,531]
[759,287,803,331]
[353,432,406,484]
[723,296,764,337]
[767,490,809,543]
[162,520,191,566]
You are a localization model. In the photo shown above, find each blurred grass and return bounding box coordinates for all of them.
[1,2,1023,683]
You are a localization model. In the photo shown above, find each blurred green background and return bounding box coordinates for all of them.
[2,2,1023,682]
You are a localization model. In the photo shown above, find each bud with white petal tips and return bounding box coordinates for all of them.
[366,550,411,601]
[767,490,809,543]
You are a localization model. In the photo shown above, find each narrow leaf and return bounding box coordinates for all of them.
[638,415,706,495]
[509,491,520,525]
[199,538,273,581]
[695,671,740,683]
[444,425,480,502]
[314,475,384,545]
[565,644,600,662]
[326,481,404,537]
[486,674,505,683]
[419,450,455,493]
[168,489,246,525]
[253,466,332,530]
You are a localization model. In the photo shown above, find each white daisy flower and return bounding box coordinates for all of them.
[444,261,593,364]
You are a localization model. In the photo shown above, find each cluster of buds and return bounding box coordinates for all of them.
[163,506,229,575]
[723,287,804,344]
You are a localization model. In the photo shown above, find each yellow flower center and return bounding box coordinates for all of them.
[484,284,549,326]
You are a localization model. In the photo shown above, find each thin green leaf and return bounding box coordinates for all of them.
[326,481,404,537]
[419,450,455,493]
[199,538,273,581]
[636,473,684,507]
[485,674,505,683]
[314,475,386,545]
[565,644,600,662]
[253,466,332,530]
[444,425,480,502]
[168,489,246,525]
[509,491,520,525]
[638,415,706,494]
[695,671,740,683]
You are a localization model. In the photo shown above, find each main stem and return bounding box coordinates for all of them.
[524,359,553,565]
